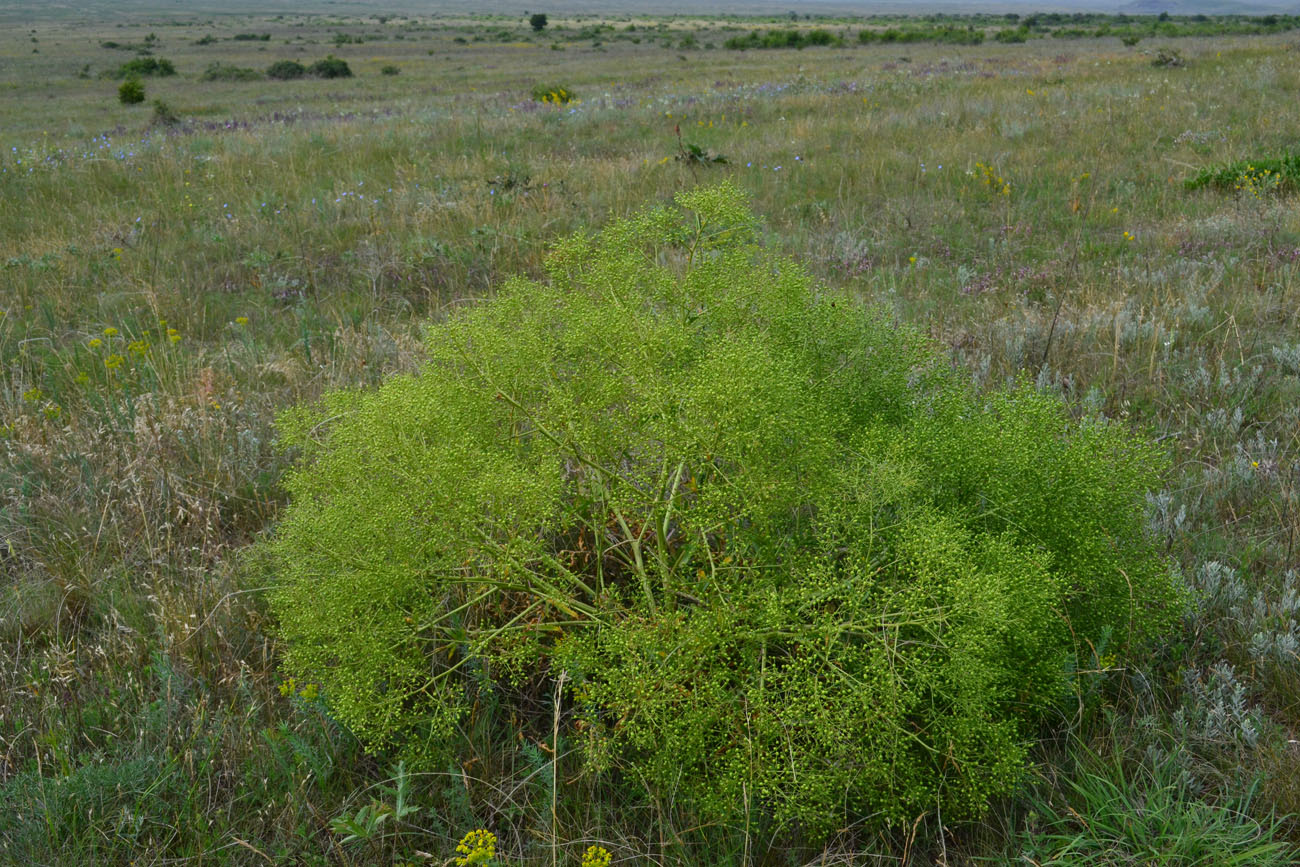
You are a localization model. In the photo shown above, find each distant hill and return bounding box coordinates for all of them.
[4,0,1299,21]
[1118,0,1296,14]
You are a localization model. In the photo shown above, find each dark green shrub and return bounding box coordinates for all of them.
[727,28,842,49]
[266,59,306,80]
[380,64,400,76]
[115,56,175,78]
[266,184,1182,837]
[859,26,984,46]
[530,12,548,31]
[200,62,262,82]
[233,32,271,41]
[309,55,352,78]
[118,77,145,104]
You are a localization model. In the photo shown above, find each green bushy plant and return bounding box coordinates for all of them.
[266,59,307,80]
[266,184,1182,837]
[727,28,842,49]
[309,55,352,78]
[857,26,985,46]
[118,77,145,104]
[114,56,175,78]
[200,62,262,82]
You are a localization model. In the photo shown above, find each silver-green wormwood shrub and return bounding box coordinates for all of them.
[266,183,1182,837]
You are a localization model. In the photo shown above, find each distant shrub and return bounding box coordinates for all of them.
[150,99,180,127]
[530,13,549,32]
[115,56,175,78]
[994,26,1030,43]
[380,64,400,76]
[100,39,156,52]
[1121,34,1143,46]
[193,34,216,45]
[309,55,353,78]
[727,28,843,49]
[200,62,262,82]
[1152,47,1185,67]
[266,59,307,79]
[531,84,575,103]
[233,33,271,41]
[860,26,984,46]
[118,77,145,104]
[266,184,1182,838]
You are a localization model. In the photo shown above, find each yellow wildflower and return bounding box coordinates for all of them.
[454,829,497,866]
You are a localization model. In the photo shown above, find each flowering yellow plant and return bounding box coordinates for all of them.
[454,829,497,866]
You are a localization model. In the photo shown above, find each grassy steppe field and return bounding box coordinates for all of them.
[2,8,1300,865]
